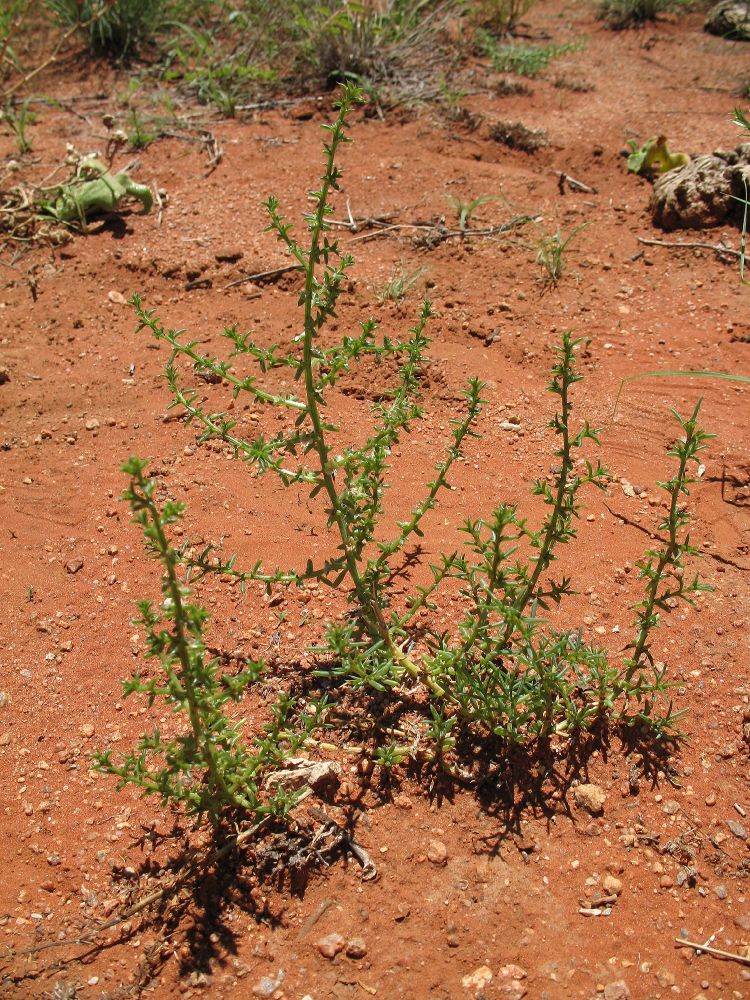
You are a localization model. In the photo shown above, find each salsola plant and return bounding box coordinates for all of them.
[94,458,327,822]
[125,84,708,790]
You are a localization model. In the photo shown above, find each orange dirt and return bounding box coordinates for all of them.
[1,5,750,999]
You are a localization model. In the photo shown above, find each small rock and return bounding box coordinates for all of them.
[574,783,606,816]
[316,932,346,959]
[603,981,631,1000]
[602,874,623,896]
[79,723,95,738]
[251,970,285,998]
[715,883,728,900]
[107,290,127,305]
[727,820,747,841]
[394,794,413,809]
[85,418,100,431]
[345,937,367,959]
[705,0,750,39]
[66,558,84,574]
[462,965,493,993]
[498,982,527,999]
[655,968,676,988]
[427,839,448,865]
[499,964,527,980]
[705,791,717,806]
[0,365,10,385]
[662,799,680,815]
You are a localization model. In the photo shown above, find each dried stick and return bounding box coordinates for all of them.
[307,806,378,880]
[556,171,597,194]
[348,214,540,245]
[675,938,750,965]
[637,236,740,259]
[295,898,333,941]
[224,264,301,290]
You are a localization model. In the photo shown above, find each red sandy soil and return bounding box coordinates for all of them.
[1,4,750,999]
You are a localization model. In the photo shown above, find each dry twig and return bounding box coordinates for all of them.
[637,236,740,259]
[675,938,750,965]
[556,171,597,194]
[224,264,301,290]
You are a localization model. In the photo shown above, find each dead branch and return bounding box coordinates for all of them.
[347,214,541,246]
[556,171,597,194]
[224,264,301,290]
[637,236,740,259]
[675,938,750,965]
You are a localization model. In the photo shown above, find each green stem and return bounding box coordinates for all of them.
[626,447,691,681]
[143,481,234,810]
[501,363,574,647]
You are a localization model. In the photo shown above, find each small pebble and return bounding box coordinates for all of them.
[345,937,367,959]
[603,982,631,1000]
[316,932,345,959]
[655,968,675,988]
[461,966,493,993]
[602,874,623,896]
[427,839,448,865]
[574,783,606,816]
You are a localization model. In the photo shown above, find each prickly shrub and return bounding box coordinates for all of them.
[94,458,326,823]
[131,84,708,761]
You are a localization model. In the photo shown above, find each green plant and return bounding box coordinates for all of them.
[45,0,170,59]
[131,84,708,759]
[162,11,279,116]
[0,1,31,81]
[477,31,584,77]
[94,458,325,823]
[535,221,589,286]
[126,107,157,148]
[375,261,428,302]
[621,404,711,698]
[626,136,689,176]
[473,0,536,35]
[293,0,437,87]
[2,97,34,153]
[447,193,496,231]
[42,158,152,229]
[374,741,409,768]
